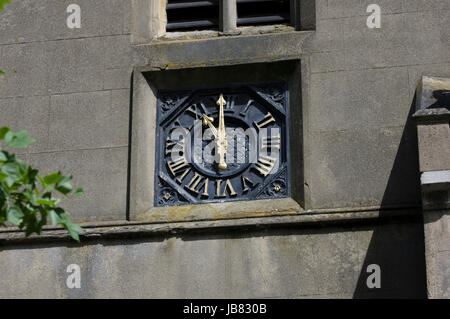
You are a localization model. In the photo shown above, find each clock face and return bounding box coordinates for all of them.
[154,82,289,206]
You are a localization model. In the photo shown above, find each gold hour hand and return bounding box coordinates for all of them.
[202,114,218,138]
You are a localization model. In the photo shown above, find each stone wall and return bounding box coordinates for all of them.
[0,217,426,298]
[1,0,449,298]
[0,0,133,222]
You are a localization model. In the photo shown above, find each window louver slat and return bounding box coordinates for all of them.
[166,0,219,31]
[237,0,290,27]
[237,0,275,3]
[166,1,218,10]
[237,14,289,25]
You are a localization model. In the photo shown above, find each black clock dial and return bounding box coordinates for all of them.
[191,114,252,178]
[155,82,290,206]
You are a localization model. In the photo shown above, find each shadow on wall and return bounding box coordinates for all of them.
[353,96,427,298]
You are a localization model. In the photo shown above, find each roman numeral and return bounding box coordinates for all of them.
[201,178,209,197]
[184,172,209,196]
[225,95,235,110]
[176,168,190,184]
[215,179,237,198]
[261,133,281,151]
[167,157,188,176]
[242,176,256,193]
[240,99,255,117]
[254,112,276,129]
[186,102,208,119]
[254,155,277,177]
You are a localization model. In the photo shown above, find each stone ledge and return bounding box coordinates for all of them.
[415,76,450,112]
[413,108,450,124]
[421,170,450,193]
[132,31,313,71]
[0,205,421,245]
[136,198,302,224]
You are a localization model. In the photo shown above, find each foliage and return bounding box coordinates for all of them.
[0,129,83,242]
[0,0,11,11]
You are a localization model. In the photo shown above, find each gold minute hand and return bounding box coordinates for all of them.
[217,94,227,170]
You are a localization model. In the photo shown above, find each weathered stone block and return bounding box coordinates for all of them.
[0,0,128,44]
[103,67,132,90]
[0,42,52,97]
[308,126,421,209]
[340,11,445,70]
[49,90,129,150]
[403,0,450,12]
[430,250,450,298]
[310,50,346,73]
[304,18,344,52]
[27,147,128,222]
[0,95,50,153]
[309,67,410,132]
[417,124,450,172]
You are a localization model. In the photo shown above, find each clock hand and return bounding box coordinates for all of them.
[202,114,218,138]
[217,94,227,170]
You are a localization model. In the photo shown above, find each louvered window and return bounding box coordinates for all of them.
[165,0,299,33]
[166,0,220,32]
[237,0,290,27]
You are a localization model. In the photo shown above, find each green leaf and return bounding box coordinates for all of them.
[35,198,56,207]
[24,216,39,237]
[74,187,84,197]
[0,127,10,140]
[3,177,15,188]
[0,70,5,75]
[43,172,62,185]
[0,171,7,182]
[64,221,82,242]
[1,162,22,184]
[0,151,7,161]
[5,130,35,148]
[0,0,12,11]
[38,175,53,192]
[49,210,61,225]
[55,175,73,195]
[7,206,24,226]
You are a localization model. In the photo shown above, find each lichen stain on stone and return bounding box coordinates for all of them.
[167,204,199,219]
[137,198,301,223]
[163,237,175,252]
[161,59,226,70]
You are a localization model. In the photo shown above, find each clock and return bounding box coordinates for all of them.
[154,82,290,206]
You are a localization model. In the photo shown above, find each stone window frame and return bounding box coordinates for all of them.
[131,0,315,44]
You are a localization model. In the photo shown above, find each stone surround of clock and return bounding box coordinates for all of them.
[129,61,303,222]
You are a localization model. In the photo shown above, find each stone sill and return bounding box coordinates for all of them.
[0,204,421,245]
[413,108,450,124]
[158,25,296,42]
[136,198,302,224]
[132,30,313,71]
